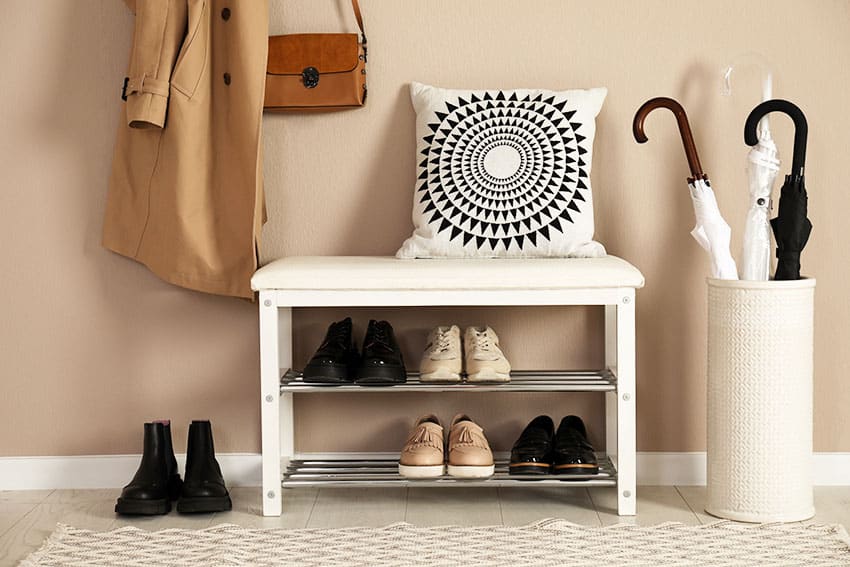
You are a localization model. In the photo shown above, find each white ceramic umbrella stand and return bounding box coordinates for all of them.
[706,278,816,522]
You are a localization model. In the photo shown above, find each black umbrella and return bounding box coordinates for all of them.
[745,100,811,280]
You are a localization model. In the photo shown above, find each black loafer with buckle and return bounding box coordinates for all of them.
[553,415,598,475]
[509,415,555,475]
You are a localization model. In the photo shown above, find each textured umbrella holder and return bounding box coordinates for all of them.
[706,278,816,522]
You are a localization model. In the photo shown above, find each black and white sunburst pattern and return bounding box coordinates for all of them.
[417,91,591,252]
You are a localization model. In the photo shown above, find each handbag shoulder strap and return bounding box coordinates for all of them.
[351,0,366,43]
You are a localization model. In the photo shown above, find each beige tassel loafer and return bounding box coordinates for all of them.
[398,415,446,478]
[447,414,495,478]
[464,326,511,382]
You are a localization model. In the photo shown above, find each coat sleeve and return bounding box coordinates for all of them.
[123,0,188,129]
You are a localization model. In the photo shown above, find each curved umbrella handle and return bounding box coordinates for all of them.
[633,97,706,182]
[745,99,807,179]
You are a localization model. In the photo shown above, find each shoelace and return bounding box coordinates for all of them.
[367,323,393,350]
[428,329,454,355]
[471,329,493,351]
[320,322,349,349]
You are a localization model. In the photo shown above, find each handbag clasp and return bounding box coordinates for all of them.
[302,67,319,89]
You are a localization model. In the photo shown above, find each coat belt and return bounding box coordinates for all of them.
[124,74,170,98]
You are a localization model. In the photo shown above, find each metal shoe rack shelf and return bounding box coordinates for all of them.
[254,256,643,517]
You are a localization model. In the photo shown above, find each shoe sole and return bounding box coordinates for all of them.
[447,464,495,478]
[176,495,233,514]
[302,364,353,384]
[115,498,170,516]
[509,462,552,475]
[553,463,599,475]
[398,464,445,478]
[419,368,461,382]
[466,369,510,383]
[355,365,406,385]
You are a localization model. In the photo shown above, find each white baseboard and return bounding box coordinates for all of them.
[637,452,708,485]
[1,452,848,490]
[0,453,262,491]
[638,452,850,486]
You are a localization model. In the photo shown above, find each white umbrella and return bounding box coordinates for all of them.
[723,56,780,280]
[634,97,738,280]
[689,178,738,279]
[740,131,780,279]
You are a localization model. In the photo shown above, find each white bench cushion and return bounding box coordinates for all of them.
[251,256,644,291]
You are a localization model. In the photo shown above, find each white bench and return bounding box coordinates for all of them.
[252,255,645,516]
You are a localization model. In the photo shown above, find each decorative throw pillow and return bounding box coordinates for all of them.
[397,82,607,259]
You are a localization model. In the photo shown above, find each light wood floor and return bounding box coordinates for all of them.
[2,486,849,564]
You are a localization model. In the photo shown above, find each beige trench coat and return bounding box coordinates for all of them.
[104,0,268,298]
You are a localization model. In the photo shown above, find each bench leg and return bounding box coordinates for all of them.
[279,308,294,500]
[606,295,636,516]
[260,292,282,516]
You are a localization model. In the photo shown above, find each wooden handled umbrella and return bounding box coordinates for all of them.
[633,97,738,280]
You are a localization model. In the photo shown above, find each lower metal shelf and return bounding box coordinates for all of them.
[282,455,616,488]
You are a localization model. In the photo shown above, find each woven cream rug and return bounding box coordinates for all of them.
[22,520,850,567]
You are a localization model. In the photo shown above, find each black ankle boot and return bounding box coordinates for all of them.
[177,420,232,513]
[115,422,172,515]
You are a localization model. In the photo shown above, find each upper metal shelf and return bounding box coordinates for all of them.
[280,369,616,393]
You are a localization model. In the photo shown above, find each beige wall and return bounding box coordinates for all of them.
[1,0,848,457]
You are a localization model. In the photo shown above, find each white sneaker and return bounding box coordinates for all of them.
[464,326,511,382]
[419,325,462,382]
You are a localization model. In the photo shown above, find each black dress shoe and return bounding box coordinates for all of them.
[553,415,598,475]
[177,421,232,514]
[509,415,555,475]
[115,421,182,515]
[355,320,406,385]
[302,317,360,383]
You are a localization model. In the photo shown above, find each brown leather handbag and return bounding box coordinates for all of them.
[264,0,367,112]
